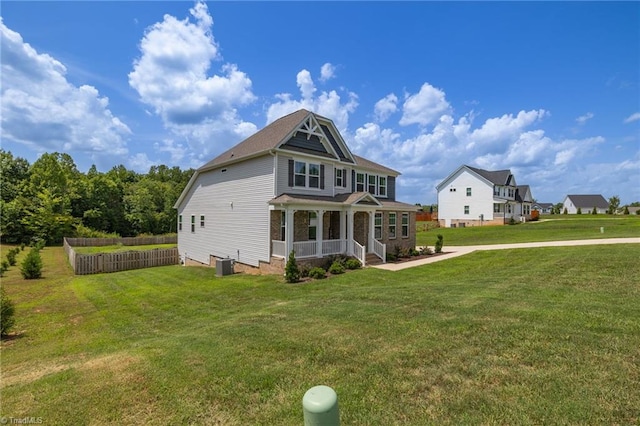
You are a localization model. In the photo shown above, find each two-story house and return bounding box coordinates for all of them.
[436,165,534,227]
[174,109,418,273]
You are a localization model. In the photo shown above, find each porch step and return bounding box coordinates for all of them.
[365,253,384,266]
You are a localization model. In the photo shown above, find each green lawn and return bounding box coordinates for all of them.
[417,215,640,246]
[1,242,639,424]
[72,243,177,254]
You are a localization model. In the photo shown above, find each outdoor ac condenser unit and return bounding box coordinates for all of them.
[216,258,234,276]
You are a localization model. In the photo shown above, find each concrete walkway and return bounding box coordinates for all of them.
[371,237,640,271]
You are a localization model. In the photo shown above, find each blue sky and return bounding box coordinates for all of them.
[2,1,639,205]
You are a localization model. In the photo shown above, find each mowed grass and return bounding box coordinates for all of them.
[417,215,640,246]
[73,243,176,254]
[1,243,639,424]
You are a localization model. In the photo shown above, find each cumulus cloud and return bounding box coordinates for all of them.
[374,93,398,123]
[623,112,640,123]
[576,112,594,125]
[399,83,450,127]
[0,19,130,158]
[128,1,257,163]
[319,63,336,82]
[266,68,358,133]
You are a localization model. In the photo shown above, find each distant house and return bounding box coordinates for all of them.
[436,165,534,227]
[173,109,418,273]
[562,194,608,214]
[532,202,554,214]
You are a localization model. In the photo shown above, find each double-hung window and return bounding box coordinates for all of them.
[308,163,320,188]
[374,212,382,240]
[368,175,377,193]
[178,215,182,231]
[464,205,470,215]
[308,212,317,240]
[335,168,344,187]
[294,161,306,187]
[191,215,195,232]
[293,161,321,189]
[356,172,365,192]
[378,177,387,197]
[401,213,409,237]
[200,215,205,227]
[466,187,472,196]
[388,212,396,239]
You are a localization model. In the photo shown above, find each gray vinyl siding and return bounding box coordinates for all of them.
[279,131,335,159]
[176,155,274,267]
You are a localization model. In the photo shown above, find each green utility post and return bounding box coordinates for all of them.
[302,385,340,426]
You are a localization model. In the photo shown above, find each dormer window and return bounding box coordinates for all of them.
[378,177,387,197]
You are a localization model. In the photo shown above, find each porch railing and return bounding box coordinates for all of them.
[322,239,346,256]
[371,239,386,263]
[272,239,365,265]
[350,240,366,267]
[272,240,286,258]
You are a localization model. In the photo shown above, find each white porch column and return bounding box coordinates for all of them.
[347,209,354,256]
[340,210,347,254]
[368,211,375,253]
[316,209,324,258]
[285,208,295,257]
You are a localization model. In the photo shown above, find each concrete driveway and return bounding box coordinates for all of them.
[372,237,640,271]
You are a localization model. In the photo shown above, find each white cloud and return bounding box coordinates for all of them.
[0,19,130,157]
[128,1,256,163]
[623,112,640,123]
[266,68,358,133]
[374,93,398,123]
[399,83,450,127]
[576,112,594,125]
[319,63,336,82]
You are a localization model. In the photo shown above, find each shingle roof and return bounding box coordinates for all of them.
[467,165,513,185]
[197,109,398,176]
[269,192,419,211]
[199,109,310,171]
[515,185,531,203]
[566,194,608,209]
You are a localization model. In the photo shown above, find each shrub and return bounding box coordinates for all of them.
[6,248,18,266]
[577,207,582,215]
[435,234,444,253]
[563,207,568,215]
[20,243,26,251]
[0,261,9,277]
[419,246,433,255]
[284,250,300,283]
[345,258,361,270]
[508,217,518,225]
[592,207,598,215]
[328,261,345,275]
[73,223,120,239]
[623,206,629,215]
[308,267,326,279]
[31,238,46,250]
[299,264,311,278]
[409,248,420,257]
[1,286,16,337]
[21,248,43,279]
[386,253,397,262]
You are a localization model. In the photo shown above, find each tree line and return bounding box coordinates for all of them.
[1,150,194,245]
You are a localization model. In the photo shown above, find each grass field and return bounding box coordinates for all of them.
[1,235,638,424]
[417,215,640,247]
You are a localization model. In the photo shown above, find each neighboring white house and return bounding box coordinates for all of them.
[174,109,418,273]
[436,165,534,227]
[532,202,554,214]
[562,194,608,214]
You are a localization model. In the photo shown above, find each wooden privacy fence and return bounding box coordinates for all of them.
[64,236,179,275]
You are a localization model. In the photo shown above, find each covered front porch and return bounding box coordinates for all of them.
[269,193,387,266]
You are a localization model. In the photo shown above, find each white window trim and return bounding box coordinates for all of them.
[401,212,409,238]
[388,212,397,239]
[294,160,322,190]
[356,172,365,192]
[374,212,382,240]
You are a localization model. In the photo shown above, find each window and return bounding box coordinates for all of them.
[178,215,182,231]
[507,204,512,214]
[464,205,470,214]
[335,168,344,187]
[308,163,320,188]
[388,212,396,239]
[374,212,382,240]
[294,161,306,187]
[494,187,500,196]
[280,211,286,240]
[494,203,501,213]
[200,215,205,227]
[466,187,472,196]
[401,213,409,237]
[293,160,321,189]
[378,176,387,197]
[356,172,365,192]
[368,175,377,193]
[191,215,195,232]
[308,212,317,240]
